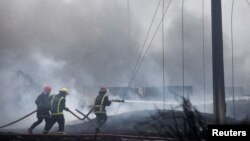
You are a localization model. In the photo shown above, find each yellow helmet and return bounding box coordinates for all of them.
[60,87,69,94]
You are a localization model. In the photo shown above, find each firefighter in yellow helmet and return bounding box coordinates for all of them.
[43,87,70,134]
[94,87,112,133]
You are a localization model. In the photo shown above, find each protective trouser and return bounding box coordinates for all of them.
[43,115,65,133]
[95,113,107,129]
[29,117,49,130]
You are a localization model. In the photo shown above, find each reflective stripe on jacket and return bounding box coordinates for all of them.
[94,93,111,114]
[50,94,66,115]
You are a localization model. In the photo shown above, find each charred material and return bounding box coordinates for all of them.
[135,98,237,141]
[0,133,175,141]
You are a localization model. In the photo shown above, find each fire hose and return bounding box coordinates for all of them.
[77,99,124,122]
[111,99,125,103]
[0,110,37,129]
[75,109,91,121]
[67,109,84,120]
[0,109,86,129]
[81,107,95,121]
[0,99,124,129]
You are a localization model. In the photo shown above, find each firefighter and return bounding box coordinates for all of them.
[94,87,112,133]
[28,85,52,134]
[43,87,69,134]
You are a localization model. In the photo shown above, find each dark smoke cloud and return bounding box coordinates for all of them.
[0,0,141,86]
[0,0,142,127]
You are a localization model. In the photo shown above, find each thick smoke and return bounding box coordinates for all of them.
[0,0,141,128]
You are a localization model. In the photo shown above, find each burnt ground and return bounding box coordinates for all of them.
[0,109,239,136]
[65,109,237,135]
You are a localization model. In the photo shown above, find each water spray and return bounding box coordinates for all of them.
[124,100,179,105]
[111,99,179,105]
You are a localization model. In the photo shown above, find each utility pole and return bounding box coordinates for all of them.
[211,0,226,124]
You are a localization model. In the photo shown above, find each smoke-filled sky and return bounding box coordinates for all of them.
[0,0,250,128]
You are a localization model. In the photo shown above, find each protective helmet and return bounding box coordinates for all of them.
[99,87,107,92]
[60,87,69,94]
[43,85,52,93]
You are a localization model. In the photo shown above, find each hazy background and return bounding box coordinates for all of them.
[0,0,250,129]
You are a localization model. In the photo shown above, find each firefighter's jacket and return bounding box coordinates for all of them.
[35,93,50,118]
[94,93,111,114]
[50,93,66,116]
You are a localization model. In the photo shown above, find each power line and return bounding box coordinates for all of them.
[202,0,206,113]
[128,0,162,86]
[247,0,250,7]
[115,0,162,114]
[115,0,173,114]
[129,0,173,86]
[162,0,166,110]
[181,0,185,98]
[231,0,236,120]
[127,0,130,41]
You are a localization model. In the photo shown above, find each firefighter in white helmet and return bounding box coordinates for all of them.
[94,87,112,133]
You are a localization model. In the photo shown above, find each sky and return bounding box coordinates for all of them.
[0,0,250,129]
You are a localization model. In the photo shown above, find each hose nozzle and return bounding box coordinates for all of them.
[111,99,124,103]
